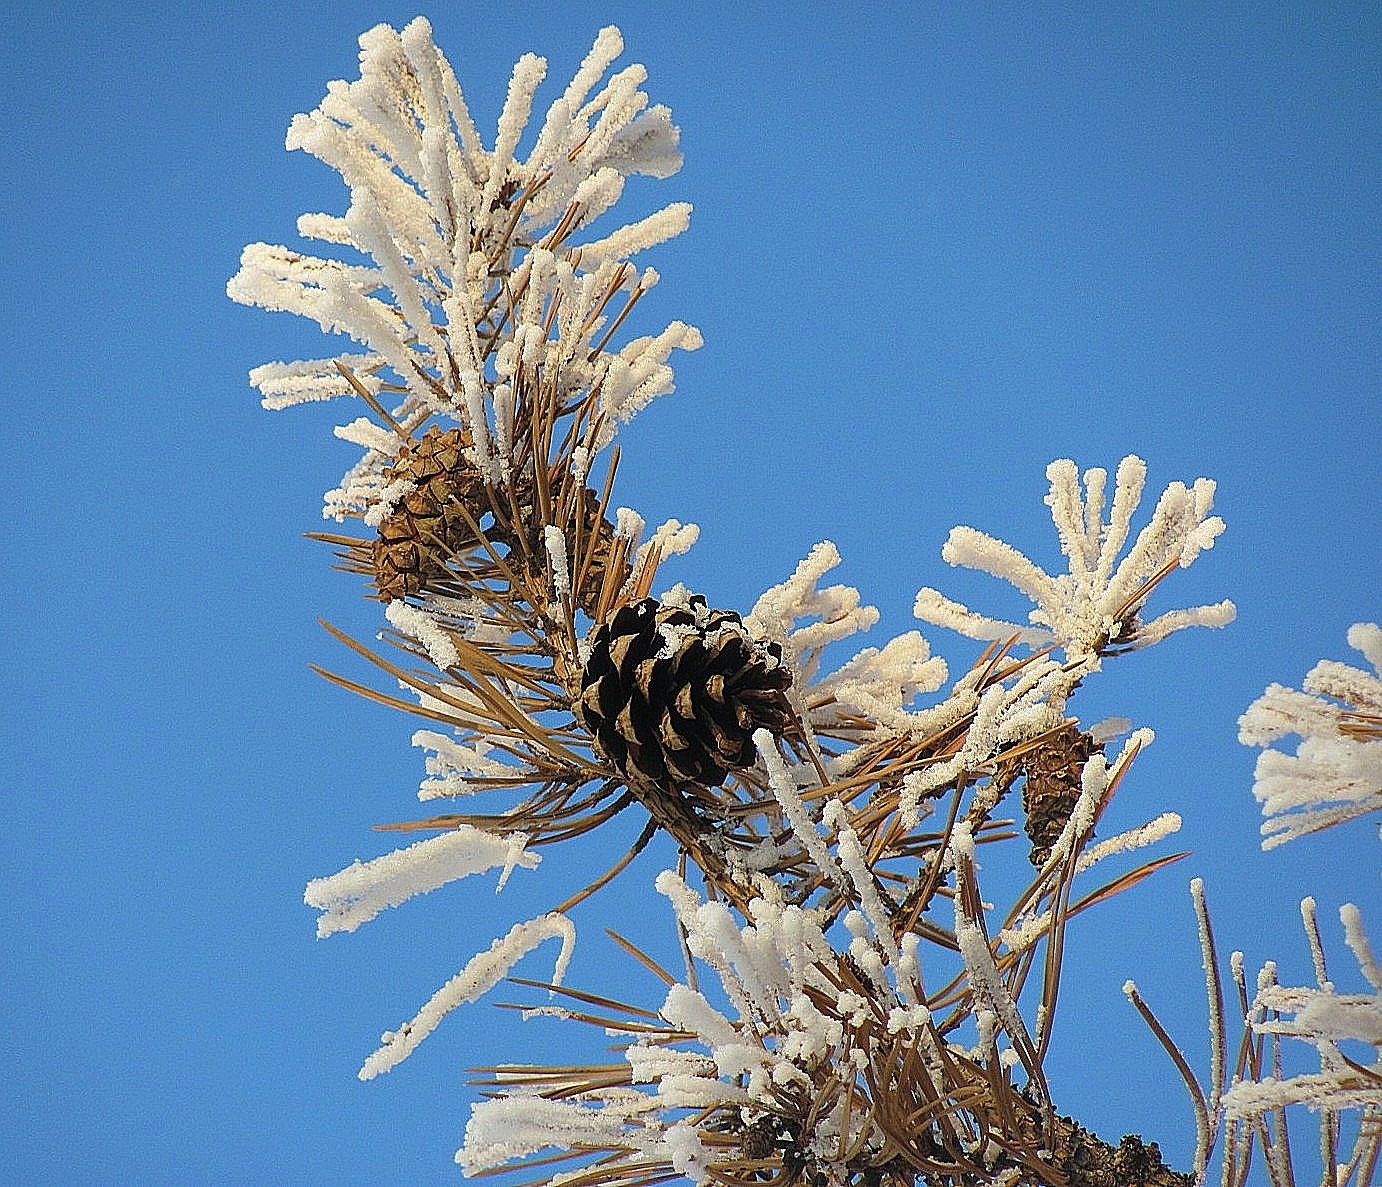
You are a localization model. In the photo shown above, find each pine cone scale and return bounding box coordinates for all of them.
[370,425,485,601]
[577,595,797,790]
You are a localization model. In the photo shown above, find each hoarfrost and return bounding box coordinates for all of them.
[305,826,537,938]
[360,912,574,1079]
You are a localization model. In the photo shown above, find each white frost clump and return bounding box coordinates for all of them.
[412,729,529,801]
[227,17,699,517]
[305,826,538,938]
[746,541,948,729]
[1221,900,1382,1122]
[459,1094,655,1177]
[458,1095,707,1181]
[651,869,867,1099]
[947,822,1036,1066]
[384,599,460,670]
[914,456,1235,659]
[1239,622,1382,848]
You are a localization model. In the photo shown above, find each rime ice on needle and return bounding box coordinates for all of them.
[362,913,576,1081]
[458,873,946,1184]
[227,17,700,519]
[305,825,537,938]
[1221,899,1381,1128]
[746,540,949,732]
[1239,622,1382,847]
[914,456,1235,662]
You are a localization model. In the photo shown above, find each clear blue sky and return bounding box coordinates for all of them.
[3,3,1377,1183]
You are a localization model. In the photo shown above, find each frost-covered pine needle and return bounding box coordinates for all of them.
[914,456,1235,659]
[1075,811,1182,873]
[948,821,1040,1077]
[1239,622,1382,848]
[360,912,575,1080]
[1191,877,1226,1162]
[305,826,538,938]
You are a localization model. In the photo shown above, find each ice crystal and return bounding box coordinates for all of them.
[914,456,1235,660]
[1239,622,1382,847]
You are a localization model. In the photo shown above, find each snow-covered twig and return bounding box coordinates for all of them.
[1239,622,1382,848]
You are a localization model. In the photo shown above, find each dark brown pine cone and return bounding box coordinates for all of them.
[576,595,796,788]
[738,1116,778,1162]
[1022,722,1100,865]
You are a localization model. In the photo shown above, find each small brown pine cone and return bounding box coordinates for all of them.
[739,1116,778,1162]
[576,595,796,788]
[1022,722,1100,865]
[371,426,486,601]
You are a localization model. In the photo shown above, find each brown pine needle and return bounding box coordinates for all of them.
[503,977,668,1024]
[604,928,678,988]
[552,819,659,914]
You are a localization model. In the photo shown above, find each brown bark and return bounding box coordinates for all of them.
[1036,1114,1194,1187]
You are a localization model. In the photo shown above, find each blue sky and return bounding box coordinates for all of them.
[4,3,1378,1183]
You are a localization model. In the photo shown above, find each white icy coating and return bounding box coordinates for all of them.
[914,456,1235,658]
[1239,622,1382,847]
[228,17,700,518]
[333,414,399,456]
[543,523,571,601]
[947,822,1040,1074]
[458,870,938,1180]
[459,1094,647,1174]
[305,826,538,938]
[1074,810,1181,873]
[639,517,699,568]
[360,912,575,1080]
[746,541,948,730]
[411,727,539,802]
[1221,901,1381,1122]
[755,729,843,897]
[457,1094,706,1181]
[383,599,460,670]
[746,541,882,680]
[823,799,905,975]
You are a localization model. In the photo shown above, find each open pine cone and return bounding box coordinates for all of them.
[577,595,796,788]
[370,425,621,614]
[372,425,487,602]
